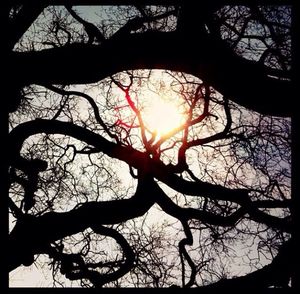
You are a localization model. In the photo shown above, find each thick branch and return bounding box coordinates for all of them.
[8,119,250,205]
[9,119,291,232]
[154,183,246,227]
[42,84,119,142]
[47,225,135,287]
[10,30,291,116]
[8,4,46,50]
[9,176,155,271]
[90,225,135,287]
[201,239,293,288]
[10,119,291,207]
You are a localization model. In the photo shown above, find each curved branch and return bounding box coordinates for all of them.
[8,4,46,50]
[65,5,105,44]
[8,175,155,271]
[187,96,232,148]
[48,225,135,287]
[201,239,293,288]
[8,119,250,205]
[154,181,246,227]
[10,30,292,117]
[110,76,150,150]
[179,221,196,288]
[9,119,291,232]
[42,84,119,142]
[90,225,135,287]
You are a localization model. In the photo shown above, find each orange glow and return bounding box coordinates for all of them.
[142,95,186,137]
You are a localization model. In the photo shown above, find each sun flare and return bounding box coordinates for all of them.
[142,95,186,137]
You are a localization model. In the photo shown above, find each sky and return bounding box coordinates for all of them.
[9,4,291,288]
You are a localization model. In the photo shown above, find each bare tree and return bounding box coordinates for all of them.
[6,1,293,288]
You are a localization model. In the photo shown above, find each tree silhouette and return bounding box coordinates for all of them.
[6,1,294,288]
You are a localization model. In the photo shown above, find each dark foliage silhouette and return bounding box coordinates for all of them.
[6,1,293,288]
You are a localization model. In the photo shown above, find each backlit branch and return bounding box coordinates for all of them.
[10,30,292,116]
[110,75,152,153]
[9,119,291,220]
[41,84,119,142]
[9,175,155,271]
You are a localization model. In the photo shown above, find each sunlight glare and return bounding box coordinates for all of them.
[142,95,186,137]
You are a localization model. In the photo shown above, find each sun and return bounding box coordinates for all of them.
[142,95,186,138]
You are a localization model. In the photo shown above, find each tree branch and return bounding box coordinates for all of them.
[8,4,46,50]
[9,119,291,232]
[9,175,155,271]
[201,239,293,288]
[10,30,292,116]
